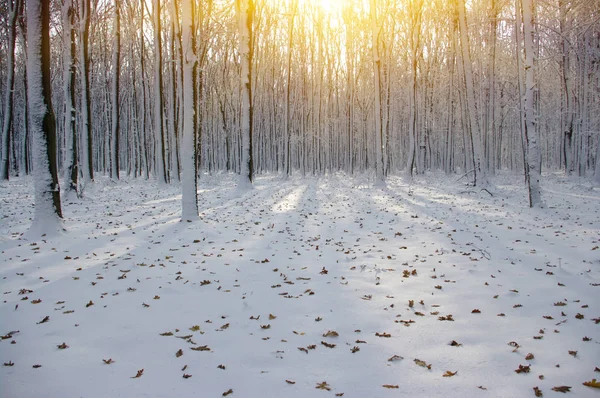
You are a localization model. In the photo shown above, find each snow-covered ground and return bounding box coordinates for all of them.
[1,172,599,398]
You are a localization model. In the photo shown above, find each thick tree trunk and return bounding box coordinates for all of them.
[27,0,63,235]
[181,0,198,221]
[236,0,254,186]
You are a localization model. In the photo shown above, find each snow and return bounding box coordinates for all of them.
[1,172,599,397]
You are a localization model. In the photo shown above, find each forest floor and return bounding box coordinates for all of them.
[1,171,599,398]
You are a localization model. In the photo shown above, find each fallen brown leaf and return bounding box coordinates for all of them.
[583,379,600,388]
[551,386,571,393]
[515,364,530,374]
[131,369,144,378]
[414,359,432,370]
[316,381,331,391]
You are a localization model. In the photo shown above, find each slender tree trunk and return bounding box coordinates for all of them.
[62,0,78,192]
[285,0,296,177]
[521,0,542,207]
[559,0,573,173]
[138,0,149,179]
[457,0,488,187]
[79,0,93,183]
[27,0,63,234]
[370,0,384,184]
[154,0,168,183]
[445,15,457,174]
[515,0,529,183]
[110,0,121,180]
[1,0,22,181]
[406,0,422,178]
[486,0,498,174]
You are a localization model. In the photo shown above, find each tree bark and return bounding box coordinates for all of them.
[236,0,254,186]
[521,0,542,207]
[457,0,488,187]
[27,0,63,234]
[111,0,121,180]
[370,0,384,184]
[79,0,93,183]
[181,0,198,221]
[154,0,168,183]
[1,0,22,181]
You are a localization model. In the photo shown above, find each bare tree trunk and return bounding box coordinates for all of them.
[406,0,422,178]
[370,0,384,184]
[559,0,573,173]
[79,0,94,183]
[110,0,121,180]
[457,0,488,187]
[154,0,168,183]
[285,0,296,177]
[486,0,498,174]
[62,0,77,192]
[181,0,198,220]
[236,0,254,186]
[521,0,542,207]
[27,0,63,234]
[1,0,22,181]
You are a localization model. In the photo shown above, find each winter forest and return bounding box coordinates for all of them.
[1,0,600,397]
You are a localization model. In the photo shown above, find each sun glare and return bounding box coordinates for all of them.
[307,0,344,14]
[292,0,345,15]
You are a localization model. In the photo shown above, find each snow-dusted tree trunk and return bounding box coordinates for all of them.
[110,0,120,180]
[154,0,168,184]
[236,0,254,186]
[406,0,422,178]
[457,0,488,187]
[79,0,93,183]
[180,0,198,221]
[284,0,296,177]
[594,140,600,185]
[27,0,63,234]
[1,0,21,181]
[521,0,542,207]
[62,0,78,192]
[559,0,573,173]
[370,0,384,184]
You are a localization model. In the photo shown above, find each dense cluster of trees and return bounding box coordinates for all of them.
[0,0,599,218]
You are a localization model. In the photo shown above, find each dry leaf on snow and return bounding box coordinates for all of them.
[583,379,600,388]
[131,369,144,378]
[551,386,571,393]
